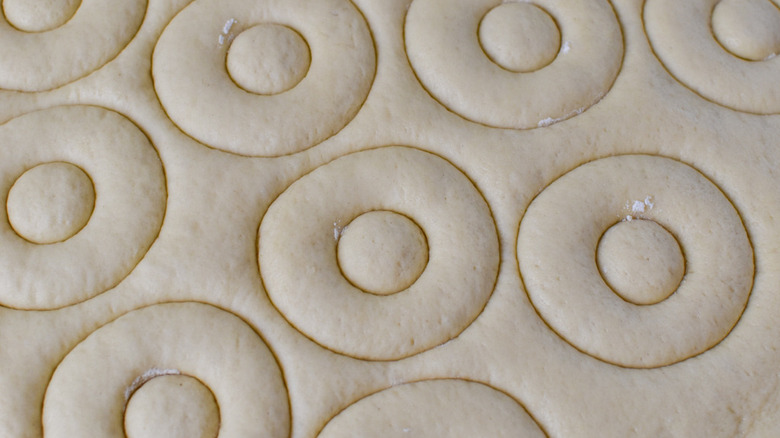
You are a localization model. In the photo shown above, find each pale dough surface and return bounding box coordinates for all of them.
[2,0,780,437]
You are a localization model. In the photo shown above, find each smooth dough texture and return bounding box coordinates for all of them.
[3,0,780,437]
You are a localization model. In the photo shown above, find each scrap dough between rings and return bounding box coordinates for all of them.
[3,0,780,436]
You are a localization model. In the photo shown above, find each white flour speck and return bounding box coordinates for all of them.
[123,368,180,402]
[222,18,237,34]
[333,221,346,240]
[561,41,571,54]
[537,107,584,128]
[218,18,238,45]
[627,195,655,218]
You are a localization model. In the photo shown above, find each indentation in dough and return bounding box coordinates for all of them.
[337,210,429,296]
[2,0,80,32]
[0,0,146,91]
[7,162,95,245]
[0,106,166,310]
[259,146,499,360]
[124,375,220,438]
[153,0,375,156]
[712,0,780,61]
[597,219,685,306]
[43,303,289,437]
[645,0,780,113]
[517,155,753,367]
[405,0,622,129]
[226,23,311,95]
[478,2,560,73]
[318,379,546,437]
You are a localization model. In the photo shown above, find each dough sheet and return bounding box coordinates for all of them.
[2,0,780,436]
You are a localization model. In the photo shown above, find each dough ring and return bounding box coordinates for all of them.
[153,0,375,157]
[404,0,623,129]
[42,303,290,437]
[318,379,546,437]
[0,0,146,91]
[258,146,499,360]
[645,0,780,114]
[0,106,166,310]
[517,155,754,368]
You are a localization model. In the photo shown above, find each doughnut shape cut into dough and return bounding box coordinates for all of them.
[259,146,499,360]
[0,0,146,91]
[318,379,546,437]
[405,0,623,129]
[645,0,780,113]
[517,155,753,368]
[153,0,375,156]
[42,303,289,437]
[0,106,166,310]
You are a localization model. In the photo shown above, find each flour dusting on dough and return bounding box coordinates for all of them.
[123,368,181,402]
[222,18,236,34]
[624,196,654,220]
[218,18,238,45]
[333,221,345,240]
[537,106,585,127]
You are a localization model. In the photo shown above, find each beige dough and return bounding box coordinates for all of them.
[596,218,685,306]
[645,0,780,113]
[152,0,375,156]
[2,0,780,437]
[405,0,622,128]
[336,210,429,296]
[43,303,289,437]
[124,375,220,438]
[318,379,546,437]
[0,0,146,91]
[517,155,753,367]
[0,106,166,310]
[258,146,499,360]
[712,0,780,61]
[7,162,95,245]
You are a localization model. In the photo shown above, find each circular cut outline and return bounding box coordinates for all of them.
[42,302,290,437]
[516,154,754,368]
[0,0,147,91]
[710,0,780,61]
[317,378,548,437]
[123,374,221,437]
[644,0,780,114]
[477,2,561,74]
[225,23,312,95]
[335,209,430,296]
[404,0,624,129]
[0,105,167,310]
[7,161,96,245]
[152,0,376,157]
[595,218,686,306]
[258,146,500,361]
